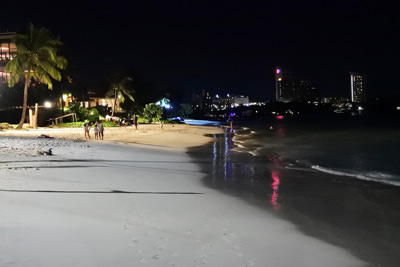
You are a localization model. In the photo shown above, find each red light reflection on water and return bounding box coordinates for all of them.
[270,170,281,209]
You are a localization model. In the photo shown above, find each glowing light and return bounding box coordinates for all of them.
[276,115,284,120]
[276,69,281,74]
[44,101,52,108]
[62,94,68,102]
[277,78,282,81]
[270,170,281,209]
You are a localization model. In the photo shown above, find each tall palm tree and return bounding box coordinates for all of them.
[5,24,67,129]
[105,73,135,116]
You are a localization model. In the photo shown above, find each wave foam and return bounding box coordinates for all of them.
[311,165,400,186]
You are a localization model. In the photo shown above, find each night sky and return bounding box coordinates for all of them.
[2,0,400,100]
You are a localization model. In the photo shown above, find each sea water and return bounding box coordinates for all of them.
[228,114,400,187]
[190,114,400,264]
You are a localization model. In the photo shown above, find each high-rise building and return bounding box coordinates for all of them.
[0,32,17,83]
[275,66,317,102]
[349,72,366,103]
[275,67,292,101]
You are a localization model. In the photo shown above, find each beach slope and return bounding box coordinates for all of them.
[0,127,365,266]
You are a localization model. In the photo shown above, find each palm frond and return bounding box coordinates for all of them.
[55,56,67,69]
[34,68,53,89]
[36,61,62,81]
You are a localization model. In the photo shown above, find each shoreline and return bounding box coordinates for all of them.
[189,130,400,266]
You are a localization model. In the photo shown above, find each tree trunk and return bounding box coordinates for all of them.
[33,103,38,129]
[16,76,30,129]
[112,90,117,117]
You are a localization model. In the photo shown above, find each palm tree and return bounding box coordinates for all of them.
[105,73,135,116]
[5,24,67,129]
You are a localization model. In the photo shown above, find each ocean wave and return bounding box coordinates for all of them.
[248,150,261,157]
[311,165,400,186]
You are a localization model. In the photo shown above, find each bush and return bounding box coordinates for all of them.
[68,101,88,121]
[143,103,163,123]
[102,121,119,127]
[54,121,119,128]
[88,108,100,122]
[164,119,184,124]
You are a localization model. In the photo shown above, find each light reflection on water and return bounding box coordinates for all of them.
[209,130,280,209]
[270,170,281,210]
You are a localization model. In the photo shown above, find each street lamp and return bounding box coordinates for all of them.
[44,101,52,108]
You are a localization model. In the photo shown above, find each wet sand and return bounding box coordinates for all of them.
[190,132,400,266]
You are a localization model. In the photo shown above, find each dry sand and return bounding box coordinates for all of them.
[0,124,226,155]
[0,124,366,266]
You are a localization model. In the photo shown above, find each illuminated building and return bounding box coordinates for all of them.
[192,89,212,111]
[350,72,366,103]
[322,97,350,104]
[275,66,317,102]
[232,95,249,107]
[275,66,292,101]
[0,32,16,83]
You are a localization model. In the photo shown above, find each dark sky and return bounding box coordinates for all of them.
[2,0,400,100]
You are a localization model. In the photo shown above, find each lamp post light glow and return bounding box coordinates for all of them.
[44,101,52,108]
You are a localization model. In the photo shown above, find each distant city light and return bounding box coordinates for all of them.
[44,101,52,108]
[276,115,284,120]
[276,69,281,74]
[278,78,282,81]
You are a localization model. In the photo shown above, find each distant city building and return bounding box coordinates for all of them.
[212,94,231,110]
[275,67,317,102]
[275,66,292,101]
[0,32,16,83]
[192,89,212,111]
[322,97,350,104]
[232,95,249,107]
[350,72,366,103]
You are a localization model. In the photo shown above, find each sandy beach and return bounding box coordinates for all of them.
[0,124,366,266]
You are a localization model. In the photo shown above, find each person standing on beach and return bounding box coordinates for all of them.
[133,114,139,130]
[96,120,104,140]
[83,121,92,139]
[227,117,233,131]
[93,124,99,140]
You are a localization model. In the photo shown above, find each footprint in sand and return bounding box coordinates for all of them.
[167,260,177,266]
[244,258,257,266]
[129,239,139,247]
